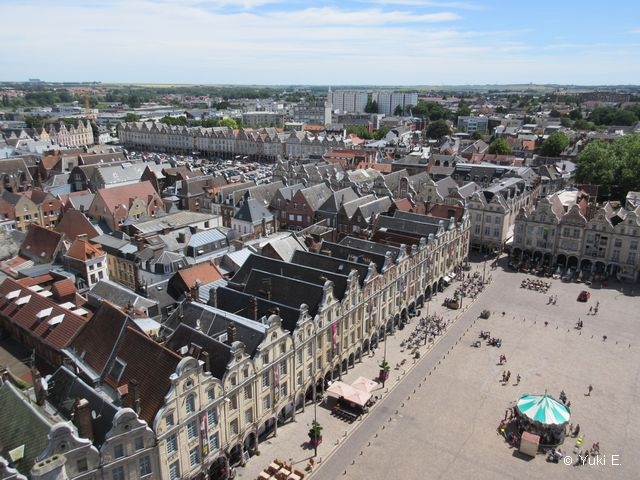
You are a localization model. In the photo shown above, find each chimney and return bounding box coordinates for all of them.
[31,368,47,406]
[208,287,217,307]
[248,296,258,321]
[129,379,141,415]
[31,454,69,480]
[226,323,236,345]
[201,351,210,373]
[73,398,94,442]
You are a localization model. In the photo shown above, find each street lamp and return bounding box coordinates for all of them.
[379,325,390,388]
[482,254,488,284]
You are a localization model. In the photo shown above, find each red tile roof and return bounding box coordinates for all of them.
[65,238,105,261]
[70,302,181,424]
[52,279,77,300]
[16,274,54,287]
[95,181,158,214]
[19,225,64,262]
[0,278,88,351]
[54,209,100,241]
[173,262,223,293]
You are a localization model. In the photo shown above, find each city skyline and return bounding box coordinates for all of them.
[2,0,640,86]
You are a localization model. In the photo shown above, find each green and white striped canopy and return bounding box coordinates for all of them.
[516,394,571,426]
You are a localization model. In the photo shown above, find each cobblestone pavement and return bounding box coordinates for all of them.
[236,259,640,480]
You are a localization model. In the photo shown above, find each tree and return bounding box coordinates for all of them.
[549,109,561,118]
[488,138,512,155]
[456,101,471,119]
[124,113,141,123]
[569,109,583,120]
[364,99,378,113]
[346,125,372,139]
[372,127,389,140]
[426,120,450,139]
[24,116,45,128]
[394,105,403,116]
[538,131,569,157]
[576,134,640,199]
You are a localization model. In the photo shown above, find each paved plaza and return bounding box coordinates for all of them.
[237,258,640,480]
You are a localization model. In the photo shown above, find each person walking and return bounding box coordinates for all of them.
[516,373,521,385]
[586,384,593,396]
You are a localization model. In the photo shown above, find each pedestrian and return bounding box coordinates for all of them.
[589,306,593,314]
[516,374,521,385]
[501,371,506,383]
[573,424,580,437]
[566,401,571,408]
[587,384,593,396]
[506,371,511,383]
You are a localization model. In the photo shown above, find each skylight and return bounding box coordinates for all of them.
[15,295,32,306]
[48,314,64,326]
[36,307,53,319]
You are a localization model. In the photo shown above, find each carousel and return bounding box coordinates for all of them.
[505,393,570,455]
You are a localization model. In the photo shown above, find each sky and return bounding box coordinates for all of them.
[2,0,639,86]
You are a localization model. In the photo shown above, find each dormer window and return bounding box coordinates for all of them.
[110,357,127,382]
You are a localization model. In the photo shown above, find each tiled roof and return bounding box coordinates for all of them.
[54,209,101,241]
[0,278,88,351]
[174,262,223,292]
[52,278,77,300]
[94,181,158,213]
[18,224,64,263]
[65,238,105,261]
[70,302,181,424]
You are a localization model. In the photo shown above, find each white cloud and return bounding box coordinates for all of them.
[0,0,638,85]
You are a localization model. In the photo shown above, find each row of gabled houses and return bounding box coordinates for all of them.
[118,122,354,162]
[512,189,640,282]
[0,202,470,479]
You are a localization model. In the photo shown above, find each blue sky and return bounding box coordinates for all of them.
[2,0,639,85]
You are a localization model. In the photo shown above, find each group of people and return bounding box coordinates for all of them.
[521,278,552,293]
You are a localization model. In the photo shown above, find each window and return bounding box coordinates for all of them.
[209,431,220,452]
[230,394,238,410]
[187,420,198,440]
[230,418,239,435]
[112,466,125,480]
[208,407,218,427]
[186,393,196,414]
[166,413,175,428]
[169,461,180,480]
[76,458,88,472]
[297,371,303,386]
[307,364,313,380]
[114,444,124,459]
[244,385,252,400]
[167,434,178,454]
[279,361,287,375]
[495,216,500,224]
[262,373,270,389]
[262,395,271,410]
[245,408,253,423]
[208,388,216,402]
[280,382,288,397]
[139,456,152,477]
[134,436,144,451]
[109,358,127,382]
[189,447,200,467]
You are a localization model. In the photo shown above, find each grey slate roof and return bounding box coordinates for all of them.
[300,183,334,211]
[46,365,118,448]
[317,187,359,214]
[291,250,371,287]
[340,194,376,219]
[0,382,52,475]
[188,229,227,248]
[234,197,274,224]
[376,214,440,238]
[164,324,232,380]
[161,301,266,356]
[318,240,390,273]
